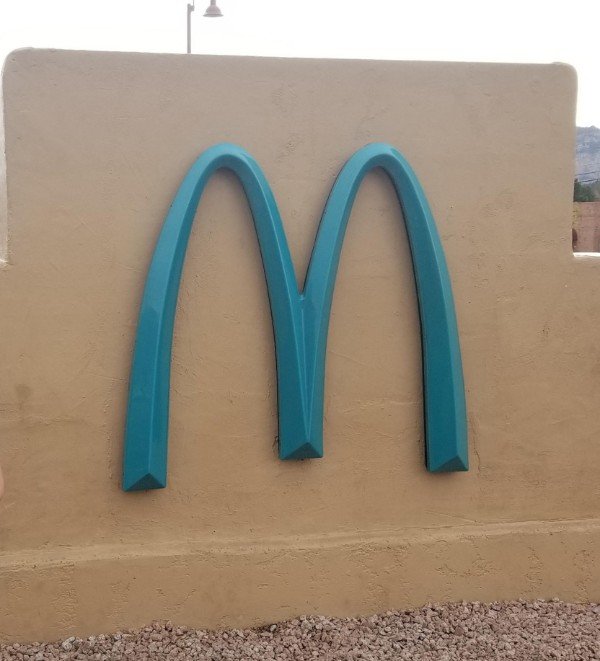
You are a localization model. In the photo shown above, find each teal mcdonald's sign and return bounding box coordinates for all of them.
[122,143,468,491]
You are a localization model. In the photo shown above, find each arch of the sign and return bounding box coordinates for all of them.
[303,143,468,472]
[122,144,307,491]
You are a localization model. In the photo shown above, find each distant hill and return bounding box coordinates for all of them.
[576,126,600,183]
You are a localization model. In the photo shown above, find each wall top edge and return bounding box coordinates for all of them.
[1,46,578,78]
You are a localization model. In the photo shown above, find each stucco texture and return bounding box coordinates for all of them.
[0,49,595,643]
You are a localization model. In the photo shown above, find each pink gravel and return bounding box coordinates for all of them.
[2,599,600,660]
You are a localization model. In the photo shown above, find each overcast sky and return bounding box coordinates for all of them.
[0,0,598,126]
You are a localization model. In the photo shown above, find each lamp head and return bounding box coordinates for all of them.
[203,0,223,17]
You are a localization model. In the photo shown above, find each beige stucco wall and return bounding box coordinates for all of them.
[0,49,595,643]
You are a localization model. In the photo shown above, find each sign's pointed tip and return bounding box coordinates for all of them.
[280,441,323,460]
[123,472,166,492]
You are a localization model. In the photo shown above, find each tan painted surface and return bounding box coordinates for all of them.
[0,49,593,642]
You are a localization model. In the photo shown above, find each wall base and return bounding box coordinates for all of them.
[2,518,599,643]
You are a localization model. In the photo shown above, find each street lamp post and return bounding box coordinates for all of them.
[186,1,194,54]
[187,0,223,54]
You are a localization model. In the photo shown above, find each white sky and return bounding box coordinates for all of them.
[0,0,598,126]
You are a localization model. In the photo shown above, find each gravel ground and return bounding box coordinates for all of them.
[2,599,600,660]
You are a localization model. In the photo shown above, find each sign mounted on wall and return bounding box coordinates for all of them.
[122,142,468,491]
